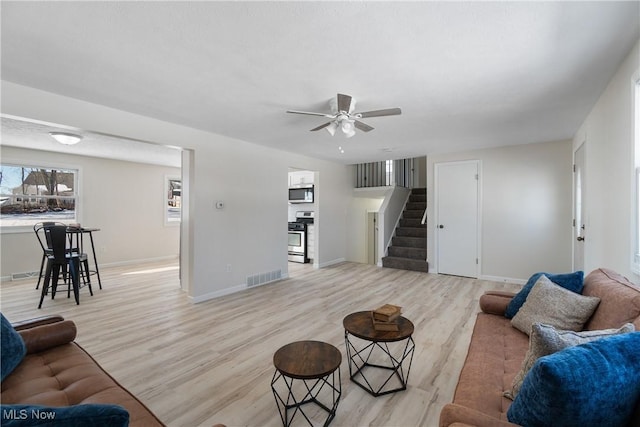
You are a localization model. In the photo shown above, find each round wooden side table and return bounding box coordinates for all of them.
[271,340,342,427]
[343,311,415,396]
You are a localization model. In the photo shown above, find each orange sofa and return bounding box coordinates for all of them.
[1,315,225,427]
[439,268,640,427]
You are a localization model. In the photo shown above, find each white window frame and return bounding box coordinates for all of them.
[164,175,181,226]
[385,159,394,186]
[632,76,640,275]
[0,159,81,234]
[635,167,640,273]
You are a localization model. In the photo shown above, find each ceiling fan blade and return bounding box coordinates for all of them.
[310,122,332,131]
[287,110,335,118]
[354,120,374,132]
[357,108,402,118]
[337,93,353,113]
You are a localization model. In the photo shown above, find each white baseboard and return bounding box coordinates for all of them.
[189,273,290,304]
[479,275,526,285]
[100,255,179,268]
[189,283,247,303]
[316,258,346,268]
[0,256,179,284]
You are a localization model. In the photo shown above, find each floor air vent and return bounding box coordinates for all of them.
[11,271,39,281]
[247,269,282,287]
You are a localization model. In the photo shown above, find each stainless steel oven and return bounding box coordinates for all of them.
[288,211,314,263]
[288,222,308,263]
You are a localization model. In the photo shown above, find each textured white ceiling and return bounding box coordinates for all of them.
[1,1,639,165]
[1,116,182,168]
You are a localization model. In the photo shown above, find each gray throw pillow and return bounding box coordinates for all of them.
[504,322,635,400]
[511,275,600,335]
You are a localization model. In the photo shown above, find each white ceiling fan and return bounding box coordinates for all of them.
[287,93,401,138]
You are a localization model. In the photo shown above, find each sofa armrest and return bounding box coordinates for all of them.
[17,320,77,354]
[11,315,65,331]
[479,291,516,316]
[440,404,521,427]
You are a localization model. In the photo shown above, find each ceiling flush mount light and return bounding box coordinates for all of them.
[49,131,82,145]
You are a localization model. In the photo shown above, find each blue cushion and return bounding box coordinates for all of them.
[505,271,584,318]
[1,313,26,382]
[507,332,640,427]
[0,404,129,427]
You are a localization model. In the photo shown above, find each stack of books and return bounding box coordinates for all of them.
[371,304,402,331]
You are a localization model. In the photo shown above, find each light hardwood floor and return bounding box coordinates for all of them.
[0,261,520,427]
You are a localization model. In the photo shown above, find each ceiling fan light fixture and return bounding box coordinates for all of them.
[325,121,338,136]
[287,93,401,139]
[341,119,356,138]
[49,131,82,145]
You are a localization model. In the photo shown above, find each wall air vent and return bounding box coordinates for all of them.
[247,269,282,287]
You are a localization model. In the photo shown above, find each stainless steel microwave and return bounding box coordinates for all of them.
[288,184,314,204]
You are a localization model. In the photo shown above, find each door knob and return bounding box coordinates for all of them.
[438,225,444,229]
[577,236,585,241]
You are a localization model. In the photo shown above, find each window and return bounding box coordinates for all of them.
[0,163,78,228]
[386,160,394,186]
[165,176,181,225]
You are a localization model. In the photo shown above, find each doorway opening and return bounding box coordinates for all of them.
[288,167,318,272]
[0,115,185,292]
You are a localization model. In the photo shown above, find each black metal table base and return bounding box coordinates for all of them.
[344,331,415,397]
[271,368,341,427]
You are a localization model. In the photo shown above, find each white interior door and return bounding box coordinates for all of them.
[573,143,586,271]
[435,161,479,278]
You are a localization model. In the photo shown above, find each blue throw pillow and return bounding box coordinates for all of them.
[507,332,640,427]
[0,404,129,427]
[505,271,584,319]
[1,313,26,382]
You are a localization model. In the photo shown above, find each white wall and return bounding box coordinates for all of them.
[573,39,640,282]
[0,146,181,277]
[379,186,412,262]
[1,82,353,301]
[347,188,387,264]
[314,163,352,268]
[427,140,574,282]
[415,156,427,188]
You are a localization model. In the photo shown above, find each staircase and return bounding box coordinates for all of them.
[382,188,429,273]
